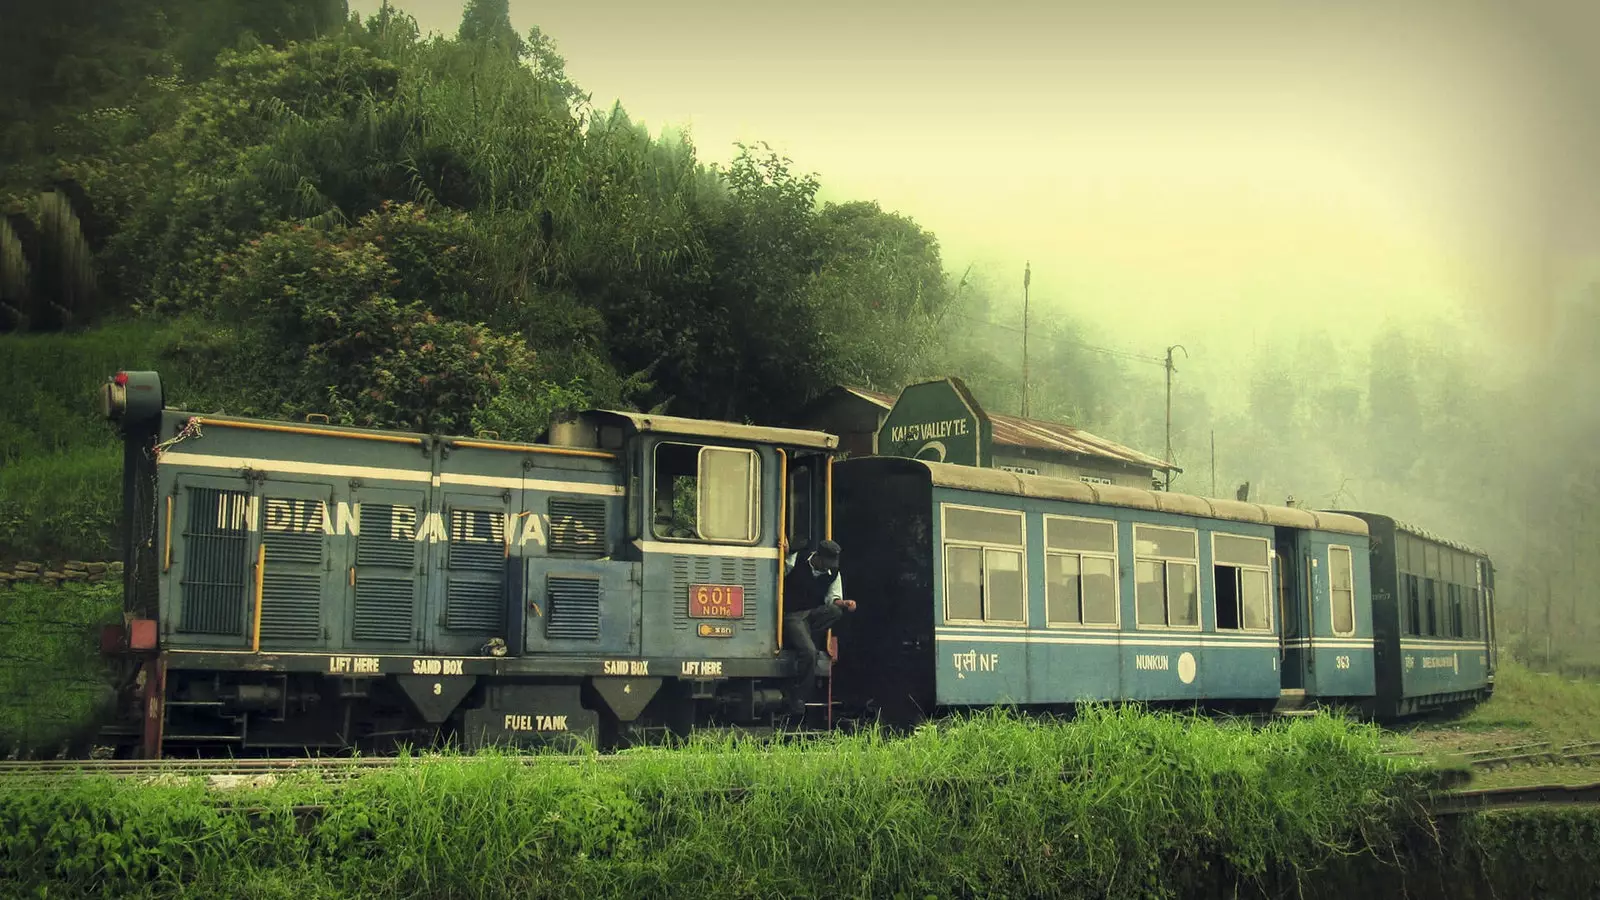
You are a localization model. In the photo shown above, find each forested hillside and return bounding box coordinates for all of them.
[2,0,1597,668]
[0,1,955,558]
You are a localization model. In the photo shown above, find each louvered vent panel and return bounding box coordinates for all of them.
[178,487,251,635]
[358,504,416,568]
[737,557,759,631]
[448,509,505,570]
[447,580,503,631]
[548,497,607,557]
[262,502,324,565]
[670,555,715,631]
[546,576,602,640]
[354,577,415,641]
[260,573,321,640]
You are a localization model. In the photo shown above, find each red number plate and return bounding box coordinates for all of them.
[689,584,745,619]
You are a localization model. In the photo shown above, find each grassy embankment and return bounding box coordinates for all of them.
[0,708,1436,899]
[0,581,122,756]
[2,708,1597,900]
[1395,656,1600,788]
[0,316,246,564]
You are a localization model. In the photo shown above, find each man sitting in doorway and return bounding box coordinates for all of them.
[782,539,855,718]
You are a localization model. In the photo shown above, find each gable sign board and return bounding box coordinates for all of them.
[876,377,993,467]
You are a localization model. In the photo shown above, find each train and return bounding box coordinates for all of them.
[94,370,1497,756]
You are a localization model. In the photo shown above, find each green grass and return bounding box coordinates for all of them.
[1452,659,1600,742]
[0,581,123,757]
[0,443,122,562]
[0,313,258,561]
[0,708,1436,899]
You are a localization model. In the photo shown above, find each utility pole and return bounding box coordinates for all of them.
[1021,261,1031,418]
[1164,344,1186,490]
[1210,429,1216,497]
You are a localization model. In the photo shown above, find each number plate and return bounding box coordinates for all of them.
[689,584,745,619]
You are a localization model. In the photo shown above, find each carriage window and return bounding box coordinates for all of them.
[652,442,760,543]
[942,505,1026,625]
[1423,579,1438,636]
[1405,574,1421,636]
[1213,534,1271,632]
[1329,545,1355,636]
[1045,516,1118,626]
[1135,525,1199,628]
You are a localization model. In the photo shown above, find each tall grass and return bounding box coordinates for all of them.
[1454,658,1600,742]
[0,581,122,757]
[0,708,1441,899]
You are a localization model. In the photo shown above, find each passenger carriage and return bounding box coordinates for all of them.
[1333,512,1497,718]
[99,371,839,756]
[829,457,1377,725]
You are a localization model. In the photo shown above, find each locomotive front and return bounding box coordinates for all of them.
[97,371,839,757]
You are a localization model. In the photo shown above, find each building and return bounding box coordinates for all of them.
[796,378,1177,490]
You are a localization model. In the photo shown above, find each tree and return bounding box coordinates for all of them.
[458,0,525,59]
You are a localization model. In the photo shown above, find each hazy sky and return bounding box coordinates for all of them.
[354,0,1600,382]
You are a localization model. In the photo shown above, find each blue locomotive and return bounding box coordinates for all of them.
[99,371,839,755]
[96,370,1497,756]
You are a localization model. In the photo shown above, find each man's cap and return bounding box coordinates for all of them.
[813,539,842,567]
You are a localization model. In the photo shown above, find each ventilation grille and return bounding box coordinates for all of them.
[260,573,321,640]
[671,555,761,632]
[358,504,417,568]
[178,487,250,635]
[548,497,607,557]
[448,508,505,570]
[447,580,503,632]
[546,576,602,640]
[261,498,324,564]
[354,577,415,642]
[444,506,506,634]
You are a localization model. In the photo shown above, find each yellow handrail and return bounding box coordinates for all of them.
[450,439,616,460]
[251,544,266,652]
[776,449,787,653]
[199,417,423,446]
[163,496,173,572]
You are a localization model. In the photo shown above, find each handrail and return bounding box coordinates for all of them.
[776,449,787,653]
[198,417,423,446]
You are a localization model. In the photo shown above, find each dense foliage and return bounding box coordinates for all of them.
[1,2,953,431]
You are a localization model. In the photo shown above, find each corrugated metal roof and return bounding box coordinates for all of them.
[842,386,1173,472]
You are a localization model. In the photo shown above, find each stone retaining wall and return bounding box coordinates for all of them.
[0,560,122,589]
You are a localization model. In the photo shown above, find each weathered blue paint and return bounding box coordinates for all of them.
[927,486,1294,708]
[151,411,801,670]
[1295,529,1377,702]
[1399,639,1493,698]
[638,438,783,661]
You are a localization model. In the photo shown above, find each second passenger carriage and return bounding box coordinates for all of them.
[829,457,1377,725]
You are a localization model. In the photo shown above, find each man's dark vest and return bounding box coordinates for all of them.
[784,554,832,615]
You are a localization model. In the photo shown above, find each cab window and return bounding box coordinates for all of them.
[652,442,761,543]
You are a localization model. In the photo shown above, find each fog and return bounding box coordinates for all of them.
[359,0,1600,664]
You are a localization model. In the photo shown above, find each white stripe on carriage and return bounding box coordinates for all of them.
[634,540,782,560]
[1400,639,1490,649]
[934,632,1279,649]
[931,626,1278,642]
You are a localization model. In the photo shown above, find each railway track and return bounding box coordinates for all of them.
[1458,740,1600,770]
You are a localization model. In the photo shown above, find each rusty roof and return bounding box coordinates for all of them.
[841,386,1174,473]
